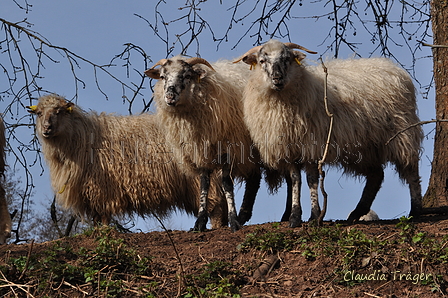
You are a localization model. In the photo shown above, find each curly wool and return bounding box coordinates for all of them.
[34,94,227,227]
[244,55,423,177]
[154,58,260,179]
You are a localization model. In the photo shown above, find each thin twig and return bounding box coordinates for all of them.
[385,119,448,146]
[0,270,35,298]
[0,18,139,94]
[364,292,382,298]
[151,213,192,298]
[317,59,333,226]
[63,281,89,295]
[419,41,448,48]
[18,239,34,280]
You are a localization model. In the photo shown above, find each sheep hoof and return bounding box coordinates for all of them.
[289,206,302,228]
[308,209,321,221]
[280,212,290,222]
[289,217,302,228]
[346,212,361,223]
[408,207,421,219]
[192,214,208,232]
[237,210,252,225]
[229,218,242,232]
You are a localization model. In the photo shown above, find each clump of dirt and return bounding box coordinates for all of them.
[1,216,448,297]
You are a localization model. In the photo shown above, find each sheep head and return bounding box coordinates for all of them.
[234,40,317,91]
[27,95,75,139]
[145,57,215,107]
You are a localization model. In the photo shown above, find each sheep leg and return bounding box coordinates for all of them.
[289,166,303,228]
[282,164,319,222]
[281,174,292,222]
[92,213,110,226]
[192,170,211,232]
[222,164,241,232]
[347,167,384,223]
[408,176,422,218]
[306,163,320,221]
[237,169,262,225]
[397,164,422,218]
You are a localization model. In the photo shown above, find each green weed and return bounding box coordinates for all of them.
[1,226,154,297]
[238,224,297,253]
[183,260,245,298]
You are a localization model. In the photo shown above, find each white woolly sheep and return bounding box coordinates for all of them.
[236,39,423,227]
[28,94,228,228]
[146,56,268,232]
[0,116,12,244]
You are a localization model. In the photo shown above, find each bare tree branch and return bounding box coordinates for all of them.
[386,120,448,146]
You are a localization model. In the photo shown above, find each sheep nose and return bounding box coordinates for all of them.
[272,75,284,90]
[43,121,52,130]
[272,76,282,84]
[272,69,283,81]
[165,87,178,106]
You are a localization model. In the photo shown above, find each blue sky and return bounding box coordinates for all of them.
[2,1,436,233]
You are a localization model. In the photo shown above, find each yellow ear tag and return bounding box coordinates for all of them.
[28,105,37,112]
[295,58,302,66]
[67,106,73,113]
[58,184,67,194]
[197,77,201,84]
[250,62,257,70]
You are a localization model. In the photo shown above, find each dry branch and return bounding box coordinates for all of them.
[0,270,35,298]
[420,41,448,48]
[317,59,333,226]
[18,240,34,280]
[251,255,280,282]
[385,119,448,146]
[151,213,188,297]
[0,18,139,95]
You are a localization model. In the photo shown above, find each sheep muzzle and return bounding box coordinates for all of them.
[165,90,179,106]
[272,77,284,90]
[271,66,285,90]
[39,115,58,138]
[41,126,54,138]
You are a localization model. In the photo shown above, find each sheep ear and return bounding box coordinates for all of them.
[26,105,37,114]
[242,54,258,66]
[65,102,74,113]
[194,67,208,80]
[144,68,161,80]
[293,51,306,65]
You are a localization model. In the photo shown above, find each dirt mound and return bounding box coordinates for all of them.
[1,216,448,297]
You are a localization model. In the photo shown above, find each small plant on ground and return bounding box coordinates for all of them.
[237,223,297,253]
[396,216,448,265]
[183,260,245,298]
[1,226,155,297]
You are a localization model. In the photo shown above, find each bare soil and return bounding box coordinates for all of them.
[1,216,448,297]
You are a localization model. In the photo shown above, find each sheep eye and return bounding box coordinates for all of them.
[259,59,265,64]
[37,112,43,117]
[160,75,165,80]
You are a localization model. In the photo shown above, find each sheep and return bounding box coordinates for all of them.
[145,56,269,232]
[27,94,228,228]
[235,39,423,227]
[0,116,12,244]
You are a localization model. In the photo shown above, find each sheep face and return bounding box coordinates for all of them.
[146,59,207,107]
[241,40,307,91]
[28,97,74,139]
